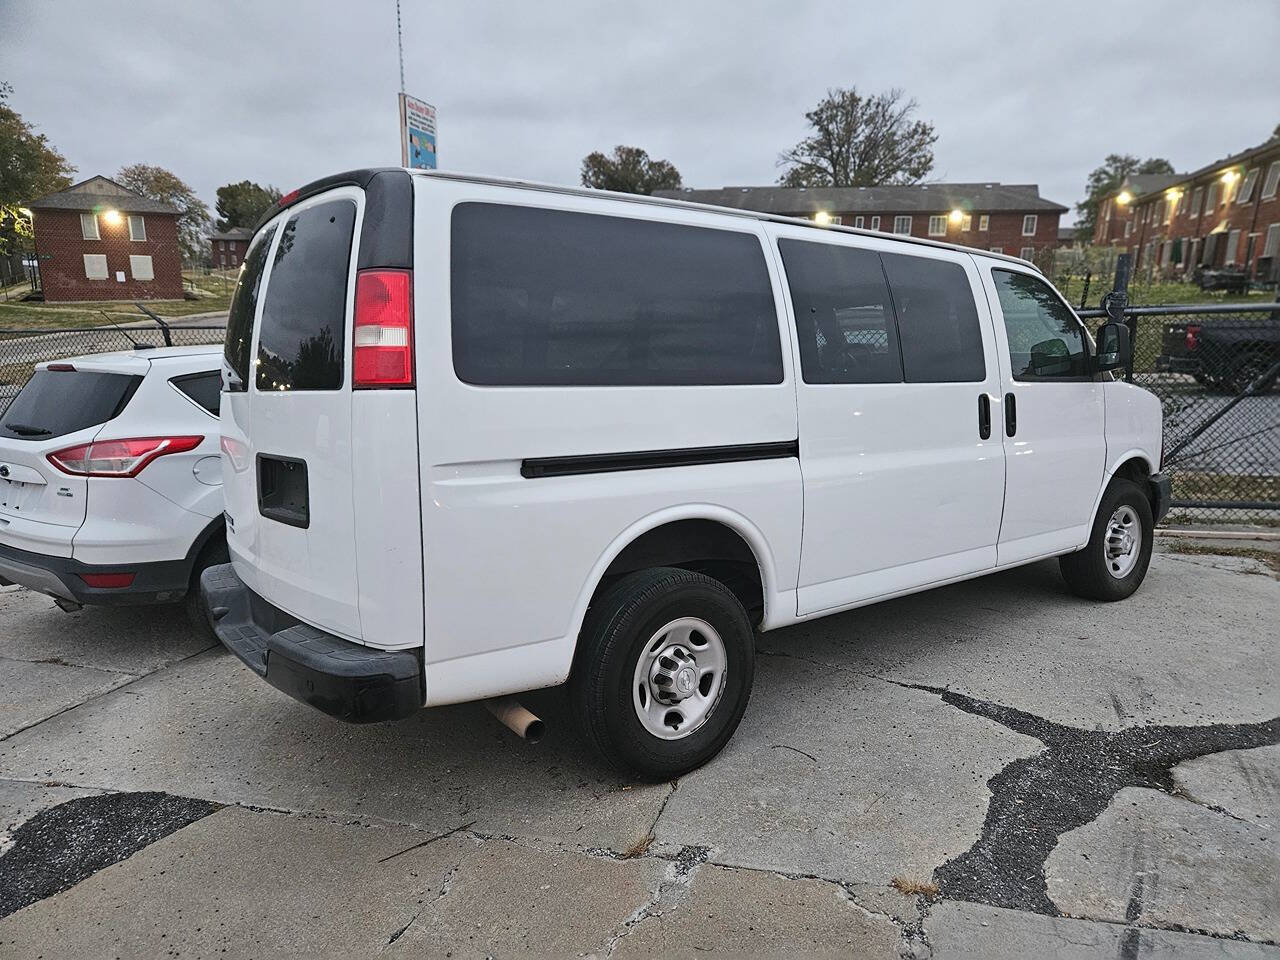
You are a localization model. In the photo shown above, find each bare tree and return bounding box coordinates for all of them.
[777,87,937,188]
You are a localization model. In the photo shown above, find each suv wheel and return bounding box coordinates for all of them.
[1059,478,1154,601]
[571,567,755,780]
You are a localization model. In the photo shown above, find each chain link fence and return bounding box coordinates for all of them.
[1080,302,1279,524]
[0,325,226,413]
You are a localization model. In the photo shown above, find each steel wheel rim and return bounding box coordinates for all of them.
[1104,505,1141,579]
[632,617,727,741]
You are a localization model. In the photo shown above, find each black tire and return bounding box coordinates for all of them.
[185,536,229,643]
[1059,478,1154,602]
[570,567,755,781]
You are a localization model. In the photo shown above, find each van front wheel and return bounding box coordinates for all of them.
[1059,478,1154,601]
[571,567,755,781]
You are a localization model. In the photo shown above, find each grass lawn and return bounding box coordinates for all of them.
[0,286,231,333]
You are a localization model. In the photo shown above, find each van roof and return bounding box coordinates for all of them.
[257,167,1040,271]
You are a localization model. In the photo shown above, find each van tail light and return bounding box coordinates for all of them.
[47,436,203,478]
[79,572,136,589]
[353,269,414,388]
[1185,324,1201,351]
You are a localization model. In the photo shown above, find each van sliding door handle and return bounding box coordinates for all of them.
[1004,392,1017,437]
[977,394,991,439]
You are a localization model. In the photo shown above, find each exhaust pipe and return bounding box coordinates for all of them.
[484,697,544,744]
[53,597,83,613]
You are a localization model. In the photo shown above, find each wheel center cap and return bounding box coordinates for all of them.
[674,665,697,697]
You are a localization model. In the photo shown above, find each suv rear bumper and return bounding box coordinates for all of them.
[1150,472,1172,524]
[0,539,191,605]
[201,563,422,723]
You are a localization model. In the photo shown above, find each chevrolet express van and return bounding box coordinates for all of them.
[203,168,1168,779]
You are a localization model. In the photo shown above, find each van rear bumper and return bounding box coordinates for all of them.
[200,563,421,724]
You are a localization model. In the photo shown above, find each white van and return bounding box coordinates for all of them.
[202,168,1168,779]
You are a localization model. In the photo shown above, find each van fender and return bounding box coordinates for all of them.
[559,503,781,679]
[1081,447,1158,546]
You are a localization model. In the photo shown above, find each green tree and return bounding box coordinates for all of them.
[0,82,75,264]
[116,162,210,261]
[1075,154,1174,240]
[580,145,682,195]
[215,180,281,230]
[777,87,937,188]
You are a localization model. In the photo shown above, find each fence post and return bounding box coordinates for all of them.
[1102,254,1135,378]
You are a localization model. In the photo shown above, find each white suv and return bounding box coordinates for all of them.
[203,169,1168,779]
[0,345,226,628]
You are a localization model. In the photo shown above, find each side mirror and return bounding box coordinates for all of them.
[1095,322,1131,373]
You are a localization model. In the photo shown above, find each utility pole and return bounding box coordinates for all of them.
[396,0,406,94]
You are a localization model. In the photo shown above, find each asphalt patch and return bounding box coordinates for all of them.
[914,685,1279,915]
[0,790,220,919]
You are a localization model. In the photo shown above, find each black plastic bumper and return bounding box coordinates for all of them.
[200,563,422,723]
[0,539,192,605]
[1150,472,1172,524]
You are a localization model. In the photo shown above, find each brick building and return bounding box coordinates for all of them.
[29,176,184,302]
[209,226,253,269]
[1092,137,1280,281]
[654,183,1068,259]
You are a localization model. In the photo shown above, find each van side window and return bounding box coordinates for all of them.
[451,204,783,386]
[256,200,357,392]
[223,226,276,390]
[991,269,1089,381]
[777,239,901,384]
[880,253,986,383]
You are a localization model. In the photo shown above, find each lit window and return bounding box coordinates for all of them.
[978,215,990,231]
[127,215,146,241]
[961,214,972,231]
[1022,215,1038,236]
[927,215,947,236]
[129,254,154,281]
[893,215,912,235]
[80,213,99,240]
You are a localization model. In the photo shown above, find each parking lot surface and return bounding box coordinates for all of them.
[0,549,1276,959]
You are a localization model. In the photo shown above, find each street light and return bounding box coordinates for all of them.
[948,208,964,224]
[1116,191,1132,205]
[814,210,832,225]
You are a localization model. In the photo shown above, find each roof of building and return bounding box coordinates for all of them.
[1120,173,1185,200]
[1057,226,1078,241]
[1123,136,1280,202]
[209,226,254,241]
[652,182,1069,214]
[28,175,180,215]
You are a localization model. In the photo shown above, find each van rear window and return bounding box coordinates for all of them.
[223,226,275,390]
[256,199,357,392]
[451,204,783,386]
[0,370,141,440]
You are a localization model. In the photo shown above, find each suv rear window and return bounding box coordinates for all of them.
[0,369,142,440]
[451,203,783,386]
[256,199,357,392]
[223,226,276,390]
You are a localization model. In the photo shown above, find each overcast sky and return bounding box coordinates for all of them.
[5,0,1278,224]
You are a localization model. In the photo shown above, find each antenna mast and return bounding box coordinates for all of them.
[396,0,406,93]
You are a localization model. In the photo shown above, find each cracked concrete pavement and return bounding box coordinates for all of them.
[0,548,1276,958]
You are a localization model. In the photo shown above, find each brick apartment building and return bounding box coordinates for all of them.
[654,183,1068,259]
[1092,136,1280,280]
[29,176,184,302]
[209,226,253,269]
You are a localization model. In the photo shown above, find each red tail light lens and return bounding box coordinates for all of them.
[1185,324,1201,351]
[353,269,414,388]
[79,572,136,588]
[47,436,203,477]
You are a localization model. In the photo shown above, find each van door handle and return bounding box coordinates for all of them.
[1004,392,1017,437]
[977,394,991,439]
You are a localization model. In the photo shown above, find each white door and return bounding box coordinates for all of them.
[980,265,1106,564]
[768,225,1007,616]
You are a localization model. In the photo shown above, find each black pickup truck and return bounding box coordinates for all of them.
[1154,309,1280,393]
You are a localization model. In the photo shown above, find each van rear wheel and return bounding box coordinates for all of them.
[1059,478,1153,601]
[571,567,755,781]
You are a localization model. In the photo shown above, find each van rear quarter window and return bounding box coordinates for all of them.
[450,203,784,386]
[880,253,986,383]
[223,226,276,390]
[256,200,357,392]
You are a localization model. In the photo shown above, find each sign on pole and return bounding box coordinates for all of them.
[399,93,437,170]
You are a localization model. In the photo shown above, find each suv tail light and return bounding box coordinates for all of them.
[353,269,414,388]
[47,436,203,478]
[1185,324,1201,351]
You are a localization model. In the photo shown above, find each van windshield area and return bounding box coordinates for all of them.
[0,369,142,440]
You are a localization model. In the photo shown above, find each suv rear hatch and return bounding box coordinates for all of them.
[0,359,145,556]
[220,170,422,648]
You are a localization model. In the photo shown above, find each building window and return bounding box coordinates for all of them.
[1021,214,1038,236]
[80,213,99,240]
[1237,168,1260,205]
[1262,223,1280,259]
[129,255,155,281]
[218,240,225,251]
[229,253,238,266]
[978,214,990,232]
[853,215,864,229]
[1189,187,1202,219]
[1205,182,1220,209]
[893,215,912,235]
[83,253,108,279]
[870,216,881,230]
[961,214,972,231]
[828,215,843,225]
[1261,161,1280,200]
[1103,199,1112,222]
[1124,221,1132,238]
[927,215,947,236]
[989,246,1002,254]
[219,255,226,268]
[1225,229,1241,265]
[1020,246,1035,260]
[127,214,146,241]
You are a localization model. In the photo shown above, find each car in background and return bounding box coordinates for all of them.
[1154,309,1280,393]
[0,346,226,631]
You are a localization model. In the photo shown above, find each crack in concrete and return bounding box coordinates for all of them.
[912,683,1279,920]
[598,844,709,957]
